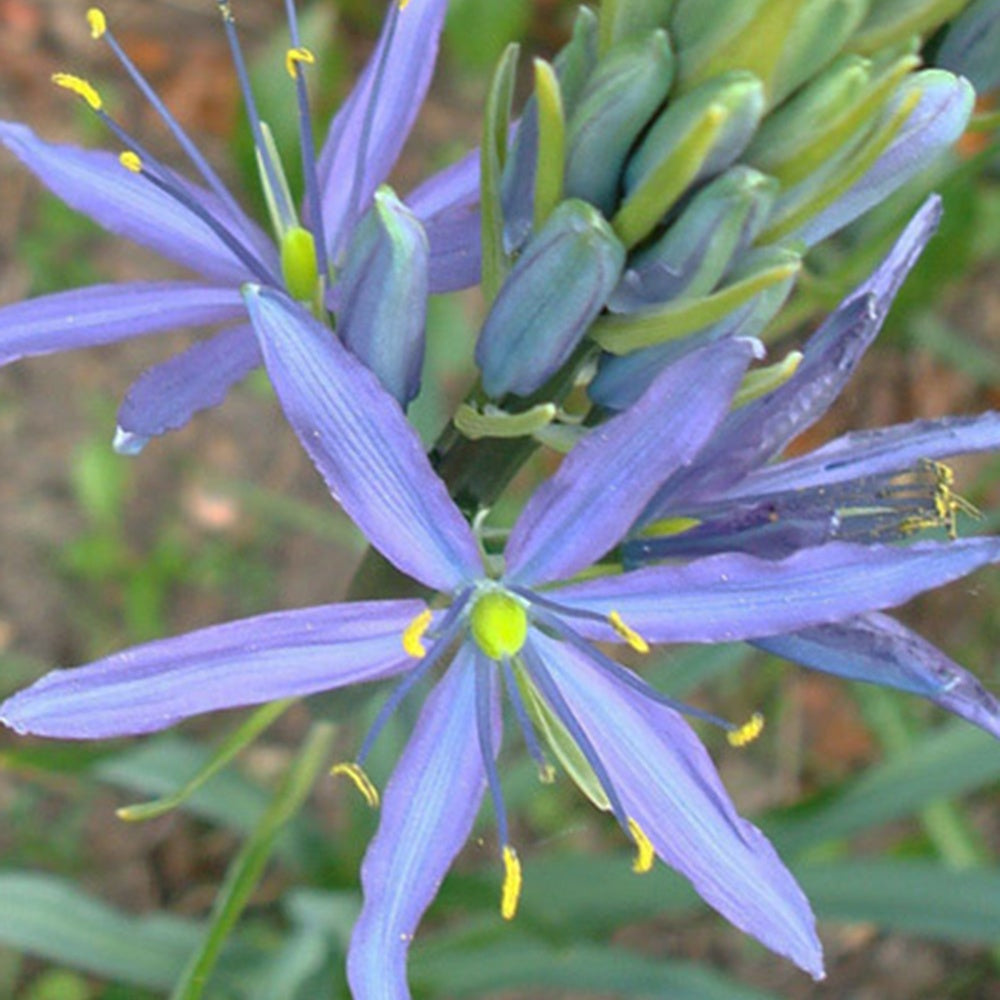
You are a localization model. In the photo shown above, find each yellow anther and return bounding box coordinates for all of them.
[399,0,411,9]
[52,73,102,111]
[500,845,522,920]
[285,46,316,79]
[402,609,433,658]
[119,151,143,173]
[627,818,655,874]
[331,762,380,808]
[608,611,649,655]
[727,711,765,748]
[86,8,107,39]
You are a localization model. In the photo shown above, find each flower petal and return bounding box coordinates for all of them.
[115,324,261,449]
[0,282,245,366]
[506,337,758,586]
[645,196,941,515]
[348,645,491,1000]
[726,412,1000,498]
[534,631,824,978]
[0,122,272,284]
[243,286,482,591]
[318,0,448,258]
[552,539,1000,644]
[755,613,1000,739]
[0,600,424,739]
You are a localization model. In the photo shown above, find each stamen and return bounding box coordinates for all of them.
[52,73,102,111]
[501,658,555,783]
[399,0,412,9]
[727,711,765,748]
[285,46,315,79]
[402,609,433,658]
[627,817,655,874]
[608,611,649,654]
[501,845,522,920]
[86,7,107,39]
[331,761,380,808]
[119,151,142,173]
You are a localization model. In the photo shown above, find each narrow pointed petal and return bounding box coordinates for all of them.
[646,196,940,515]
[534,631,823,978]
[755,613,1000,739]
[552,539,1000,644]
[0,122,272,284]
[0,282,245,367]
[348,646,494,1000]
[0,600,424,739]
[116,324,261,446]
[727,412,1000,499]
[243,287,482,591]
[506,338,758,586]
[318,0,448,257]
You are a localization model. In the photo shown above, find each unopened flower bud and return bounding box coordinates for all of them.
[937,0,1000,93]
[851,0,970,55]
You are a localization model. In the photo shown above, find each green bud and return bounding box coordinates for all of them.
[599,0,675,51]
[851,0,968,54]
[615,71,765,247]
[564,30,675,215]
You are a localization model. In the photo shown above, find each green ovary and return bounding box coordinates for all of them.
[470,591,528,660]
[280,225,320,304]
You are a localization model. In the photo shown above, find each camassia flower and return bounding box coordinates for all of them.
[6,271,1000,993]
[0,0,479,452]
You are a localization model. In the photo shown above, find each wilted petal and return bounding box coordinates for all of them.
[244,287,482,591]
[535,631,824,978]
[0,600,424,739]
[0,122,270,284]
[755,612,1000,739]
[318,0,448,257]
[506,337,758,587]
[0,282,245,367]
[116,324,261,446]
[348,646,492,1000]
[552,539,1000,644]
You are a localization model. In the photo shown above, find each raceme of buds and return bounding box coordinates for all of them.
[937,0,1000,92]
[475,199,625,399]
[850,0,969,54]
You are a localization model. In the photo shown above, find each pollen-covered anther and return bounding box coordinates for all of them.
[285,46,316,79]
[608,611,649,654]
[51,73,102,111]
[501,844,522,920]
[86,7,107,39]
[727,711,765,748]
[119,151,143,173]
[331,761,380,808]
[399,0,412,9]
[470,591,528,660]
[402,609,433,658]
[627,818,655,874]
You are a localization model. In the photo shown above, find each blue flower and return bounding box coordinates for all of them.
[0,0,480,451]
[6,204,1000,991]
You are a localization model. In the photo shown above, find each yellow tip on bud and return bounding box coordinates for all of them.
[331,762,380,808]
[119,151,143,173]
[627,818,655,874]
[608,611,649,655]
[402,609,433,658]
[501,845,522,920]
[727,711,765,748]
[86,8,107,39]
[285,46,316,79]
[52,73,102,111]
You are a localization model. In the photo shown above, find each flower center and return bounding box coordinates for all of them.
[469,591,528,660]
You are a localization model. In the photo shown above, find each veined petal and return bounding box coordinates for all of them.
[348,645,494,1000]
[551,539,1000,644]
[755,613,1000,739]
[244,287,482,591]
[318,0,448,258]
[0,600,424,739]
[0,122,270,284]
[725,412,1000,499]
[645,197,940,515]
[506,337,758,587]
[0,282,245,366]
[534,631,823,978]
[116,324,261,446]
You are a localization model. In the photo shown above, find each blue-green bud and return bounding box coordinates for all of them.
[609,166,778,312]
[338,187,428,406]
[476,199,626,399]
[564,30,675,215]
[851,0,968,54]
[937,0,1000,93]
[600,0,675,48]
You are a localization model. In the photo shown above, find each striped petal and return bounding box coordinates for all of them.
[0,600,424,739]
